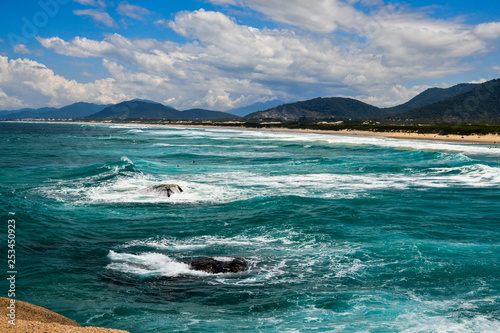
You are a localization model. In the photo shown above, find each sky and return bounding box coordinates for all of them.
[0,0,499,111]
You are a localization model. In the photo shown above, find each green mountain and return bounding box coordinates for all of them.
[244,82,489,122]
[89,100,181,119]
[245,97,383,121]
[392,79,500,123]
[0,107,57,119]
[89,101,239,120]
[0,110,40,120]
[0,103,106,120]
[383,83,479,114]
[0,107,57,115]
[2,80,496,123]
[42,102,108,118]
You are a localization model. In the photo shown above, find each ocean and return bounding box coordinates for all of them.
[1,122,499,332]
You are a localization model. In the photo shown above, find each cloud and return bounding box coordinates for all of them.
[37,36,116,57]
[10,2,500,110]
[73,0,106,7]
[117,2,152,20]
[360,84,431,107]
[468,78,488,84]
[74,9,116,27]
[365,13,487,68]
[13,44,31,54]
[35,7,500,109]
[210,0,361,34]
[494,66,500,73]
[0,56,120,109]
[209,1,489,63]
[474,22,500,39]
[154,19,169,27]
[0,87,26,109]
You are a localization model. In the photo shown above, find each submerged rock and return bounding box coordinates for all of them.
[150,184,183,197]
[184,257,248,274]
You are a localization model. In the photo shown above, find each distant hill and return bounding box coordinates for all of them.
[0,107,58,120]
[245,97,384,121]
[244,83,488,122]
[88,101,239,120]
[0,110,40,120]
[181,109,238,120]
[229,100,285,117]
[392,79,500,123]
[0,107,57,115]
[2,80,497,123]
[41,102,108,118]
[88,100,180,119]
[384,83,479,115]
[0,103,106,120]
[0,100,238,121]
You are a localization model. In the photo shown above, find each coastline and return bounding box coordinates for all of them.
[254,127,500,144]
[3,120,500,144]
[1,298,128,332]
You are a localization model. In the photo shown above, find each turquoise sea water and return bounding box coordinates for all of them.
[1,122,499,332]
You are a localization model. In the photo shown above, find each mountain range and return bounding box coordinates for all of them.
[0,100,238,120]
[383,83,479,115]
[245,79,499,123]
[0,102,108,120]
[393,79,500,123]
[89,100,237,120]
[246,97,384,121]
[1,79,498,123]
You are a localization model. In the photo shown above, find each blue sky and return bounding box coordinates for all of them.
[1,0,499,110]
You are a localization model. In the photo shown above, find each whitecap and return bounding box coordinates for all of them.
[106,250,209,277]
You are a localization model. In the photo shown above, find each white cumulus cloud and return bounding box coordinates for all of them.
[74,9,116,27]
[117,2,152,20]
[13,44,31,54]
[0,56,120,108]
[210,0,362,34]
[474,22,500,39]
[4,4,500,110]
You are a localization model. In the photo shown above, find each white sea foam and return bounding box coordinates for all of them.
[120,234,290,251]
[126,129,145,134]
[100,124,500,156]
[106,250,209,277]
[85,177,241,204]
[40,161,500,205]
[40,172,247,205]
[38,125,500,207]
[212,256,236,262]
[159,127,500,156]
[116,233,364,286]
[397,313,500,333]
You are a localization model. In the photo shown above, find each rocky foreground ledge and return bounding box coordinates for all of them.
[1,297,128,333]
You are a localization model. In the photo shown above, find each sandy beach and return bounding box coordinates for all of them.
[1,298,128,333]
[253,127,500,144]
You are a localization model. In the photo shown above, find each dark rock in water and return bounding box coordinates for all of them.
[150,184,183,197]
[185,257,248,274]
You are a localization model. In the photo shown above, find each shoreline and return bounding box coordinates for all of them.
[0,297,128,332]
[3,120,500,144]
